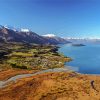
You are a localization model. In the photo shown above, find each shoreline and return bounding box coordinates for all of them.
[1,44,100,99]
[1,44,100,81]
[1,43,100,89]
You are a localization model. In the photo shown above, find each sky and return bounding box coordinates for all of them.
[0,0,100,38]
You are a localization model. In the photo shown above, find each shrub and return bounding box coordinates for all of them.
[11,63,27,69]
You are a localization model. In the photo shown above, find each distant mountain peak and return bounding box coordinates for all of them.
[42,34,56,37]
[3,25,17,32]
[1,25,31,33]
[43,34,71,44]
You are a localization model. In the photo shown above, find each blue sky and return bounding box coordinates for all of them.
[0,0,100,38]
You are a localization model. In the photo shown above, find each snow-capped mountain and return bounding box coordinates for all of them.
[43,34,71,44]
[43,34,56,37]
[0,25,71,44]
[3,25,18,32]
[1,25,31,32]
[64,37,100,44]
[0,25,48,44]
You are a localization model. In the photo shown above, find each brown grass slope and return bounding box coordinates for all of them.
[0,71,100,100]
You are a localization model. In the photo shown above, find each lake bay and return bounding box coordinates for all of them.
[59,44,100,74]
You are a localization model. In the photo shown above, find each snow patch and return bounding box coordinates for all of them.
[43,34,56,37]
[4,25,17,32]
[21,28,30,32]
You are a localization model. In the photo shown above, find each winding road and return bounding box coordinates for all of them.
[0,68,70,88]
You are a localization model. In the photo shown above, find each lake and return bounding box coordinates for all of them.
[59,44,100,74]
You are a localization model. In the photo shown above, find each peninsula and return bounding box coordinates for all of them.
[0,42,100,100]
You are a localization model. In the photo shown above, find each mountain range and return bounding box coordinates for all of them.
[42,34,71,44]
[0,25,70,44]
[65,38,100,44]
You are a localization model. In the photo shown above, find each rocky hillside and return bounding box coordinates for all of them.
[0,25,70,44]
[0,25,48,44]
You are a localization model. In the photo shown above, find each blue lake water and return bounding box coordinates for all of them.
[59,44,100,74]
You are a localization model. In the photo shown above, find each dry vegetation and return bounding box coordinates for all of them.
[0,69,38,81]
[0,71,100,100]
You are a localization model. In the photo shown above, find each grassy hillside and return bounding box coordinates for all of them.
[0,42,71,70]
